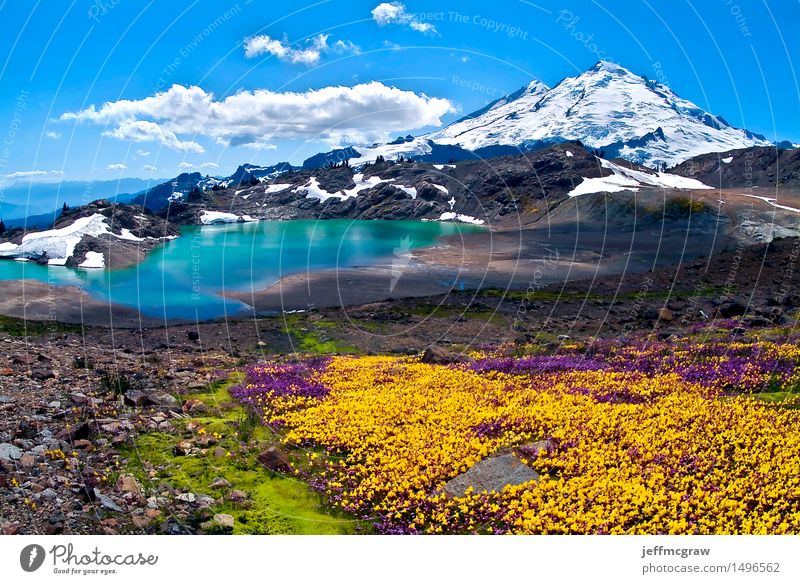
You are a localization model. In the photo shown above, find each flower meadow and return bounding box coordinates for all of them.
[231,339,800,534]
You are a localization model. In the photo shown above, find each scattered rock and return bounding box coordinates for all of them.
[124,390,149,407]
[257,447,292,473]
[93,489,124,512]
[116,474,142,497]
[228,489,249,504]
[200,513,234,534]
[19,453,36,467]
[172,442,193,457]
[421,346,471,365]
[176,492,196,503]
[149,394,179,410]
[30,368,55,381]
[187,331,200,342]
[182,399,208,415]
[0,443,23,462]
[210,477,231,489]
[657,308,674,322]
[131,515,151,529]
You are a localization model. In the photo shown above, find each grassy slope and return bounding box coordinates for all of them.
[119,375,364,534]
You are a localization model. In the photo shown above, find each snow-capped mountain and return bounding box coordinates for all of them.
[352,61,771,168]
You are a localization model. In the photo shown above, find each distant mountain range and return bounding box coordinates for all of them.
[0,177,165,222]
[5,60,797,221]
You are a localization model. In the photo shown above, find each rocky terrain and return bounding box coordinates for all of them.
[1,232,798,534]
[670,145,800,189]
[0,200,179,269]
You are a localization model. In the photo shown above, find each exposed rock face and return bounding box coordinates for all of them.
[670,146,800,189]
[0,200,180,269]
[158,143,606,227]
[443,453,539,498]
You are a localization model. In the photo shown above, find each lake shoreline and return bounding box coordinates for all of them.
[0,211,727,326]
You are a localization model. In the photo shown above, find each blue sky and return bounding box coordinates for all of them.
[0,0,797,183]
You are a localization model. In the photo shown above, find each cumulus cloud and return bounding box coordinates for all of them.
[45,131,62,140]
[136,149,151,157]
[200,162,219,168]
[244,33,359,66]
[372,2,437,34]
[107,163,127,170]
[60,82,454,148]
[178,162,195,169]
[104,120,204,153]
[142,164,157,171]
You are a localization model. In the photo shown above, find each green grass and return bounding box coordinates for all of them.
[118,374,365,534]
[281,315,359,355]
[0,315,82,336]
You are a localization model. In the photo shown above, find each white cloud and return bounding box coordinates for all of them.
[3,170,64,180]
[107,163,127,170]
[243,33,359,65]
[240,141,277,150]
[104,120,204,153]
[142,164,157,171]
[136,149,151,157]
[332,40,361,54]
[200,162,219,168]
[372,2,437,35]
[60,82,454,148]
[178,162,195,169]
[46,131,62,140]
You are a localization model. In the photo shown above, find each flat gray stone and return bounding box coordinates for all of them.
[93,488,123,512]
[444,453,539,498]
[0,443,23,462]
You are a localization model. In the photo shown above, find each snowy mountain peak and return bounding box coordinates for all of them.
[525,79,550,95]
[423,61,770,167]
[590,59,630,74]
[331,61,771,169]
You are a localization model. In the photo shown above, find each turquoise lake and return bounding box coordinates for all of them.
[0,220,482,320]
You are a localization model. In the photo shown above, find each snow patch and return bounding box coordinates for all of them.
[264,183,293,193]
[432,184,449,194]
[294,177,348,203]
[568,158,713,197]
[438,212,485,225]
[118,228,144,242]
[78,251,105,269]
[294,175,419,202]
[392,184,417,199]
[741,194,800,214]
[1,214,111,264]
[722,156,733,164]
[199,210,257,224]
[565,150,574,157]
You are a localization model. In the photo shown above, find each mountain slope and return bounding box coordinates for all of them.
[346,61,771,169]
[669,146,800,189]
[426,61,769,168]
